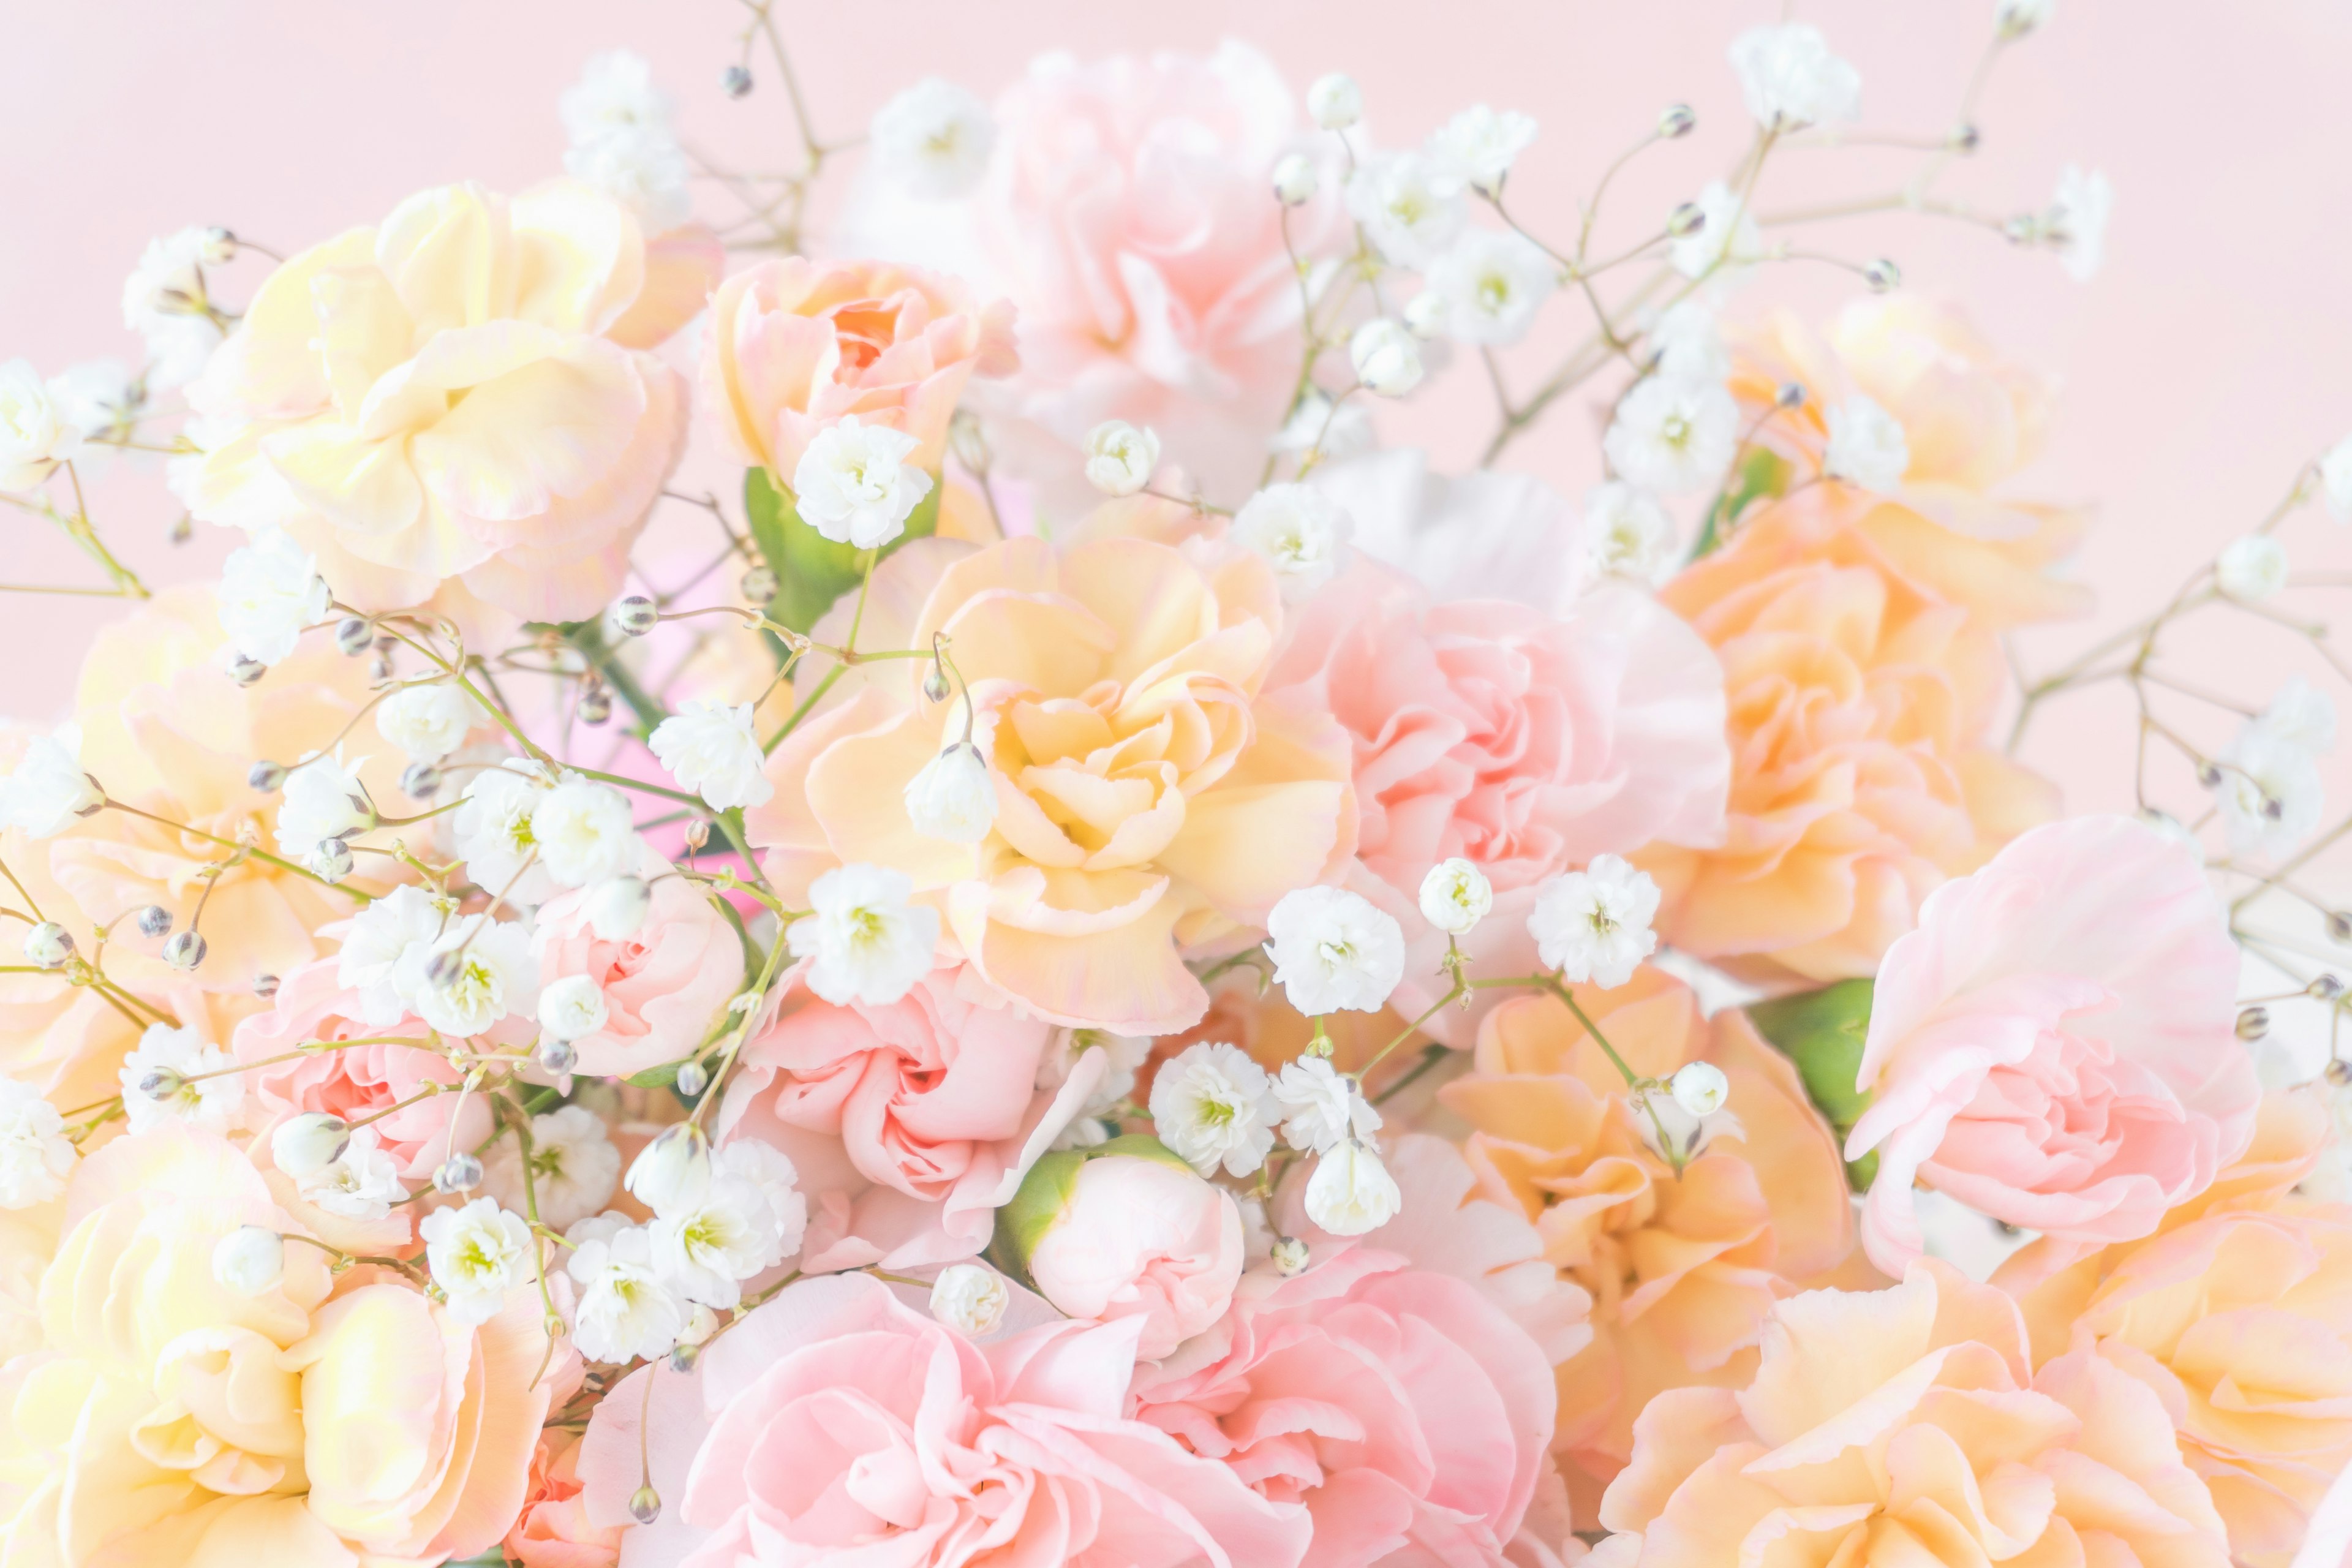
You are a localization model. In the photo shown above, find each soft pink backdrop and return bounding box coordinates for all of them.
[6,0,2350,830]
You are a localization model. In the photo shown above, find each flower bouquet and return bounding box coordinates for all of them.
[4,4,2350,1566]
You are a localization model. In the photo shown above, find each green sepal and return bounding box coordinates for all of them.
[625,1062,681,1090]
[1688,445,1793,562]
[986,1134,1193,1286]
[1745,978,1879,1191]
[744,465,941,636]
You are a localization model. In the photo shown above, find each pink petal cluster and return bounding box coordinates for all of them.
[1026,1149,1245,1359]
[578,1272,1311,1566]
[533,850,745,1079]
[1849,813,2261,1274]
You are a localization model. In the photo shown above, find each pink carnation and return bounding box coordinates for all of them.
[576,1272,1311,1567]
[1130,1247,1561,1568]
[1267,560,1728,1042]
[716,967,1101,1272]
[1849,813,2262,1275]
[533,850,745,1079]
[1027,1150,1246,1361]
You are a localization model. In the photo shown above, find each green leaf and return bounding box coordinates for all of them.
[744,466,941,636]
[986,1135,1193,1284]
[1745,978,1879,1190]
[1687,445,1793,562]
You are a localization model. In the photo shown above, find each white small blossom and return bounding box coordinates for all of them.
[121,229,228,389]
[715,1138,807,1256]
[274,748,374,861]
[1824,394,1911,492]
[271,1112,350,1179]
[299,1125,407,1219]
[1349,318,1424,398]
[1670,181,1766,282]
[409,914,538,1039]
[374,684,478,763]
[1417,858,1494,935]
[791,415,934,550]
[337,884,450,1025]
[872,78,995,200]
[120,1024,242,1135]
[21,922,70,970]
[1403,289,1448,339]
[212,1227,285,1296]
[2257,675,2338,755]
[1529,854,1660,988]
[1345,151,1468,269]
[905,744,998,845]
[565,126,692,231]
[0,726,101,838]
[1270,388,1374,460]
[560,50,674,141]
[2320,437,2352,524]
[1149,1042,1279,1178]
[1232,484,1351,599]
[1423,228,1556,347]
[532,779,640,888]
[652,1169,790,1308]
[537,974,611,1044]
[1646,300,1730,383]
[2049,165,2113,283]
[1264,885,1407,1015]
[1729,24,1863,130]
[484,1105,621,1232]
[929,1261,1010,1336]
[2217,535,2288,602]
[2215,730,2323,863]
[421,1197,533,1327]
[786,863,940,1007]
[1273,1056,1381,1155]
[1997,0,2056,37]
[566,1218,685,1363]
[585,875,652,941]
[1604,376,1739,494]
[0,1075,74,1208]
[1305,72,1362,131]
[647,700,774,811]
[625,1124,712,1216]
[1670,1061,1730,1117]
[1082,420,1160,497]
[1304,1139,1402,1236]
[1272,153,1319,206]
[453,760,558,906]
[1583,482,1679,584]
[1636,1085,1744,1165]
[47,360,138,448]
[218,527,330,666]
[1427,105,1538,195]
[0,360,78,492]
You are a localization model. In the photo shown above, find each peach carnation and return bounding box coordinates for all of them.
[532,848,744,1079]
[747,534,1355,1033]
[1643,493,2056,984]
[701,255,1015,485]
[1441,969,1855,1498]
[1849,814,2261,1276]
[178,179,701,621]
[507,1431,622,1568]
[1594,1259,2232,1568]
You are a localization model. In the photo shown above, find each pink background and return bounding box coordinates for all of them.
[6,0,2350,832]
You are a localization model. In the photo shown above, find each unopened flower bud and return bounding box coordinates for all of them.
[628,1485,662,1525]
[1658,103,1697,138]
[164,929,208,971]
[2331,1058,2352,1087]
[576,682,613,726]
[1670,1061,1730,1117]
[24,921,73,968]
[1665,202,1706,238]
[138,1066,185,1101]
[272,1112,351,1177]
[586,875,652,941]
[1305,72,1361,131]
[426,946,464,988]
[2314,974,2346,1000]
[2236,1006,2270,1042]
[135,904,172,939]
[399,761,442,799]
[1349,318,1423,398]
[1862,257,1902,293]
[252,971,280,1000]
[334,616,372,656]
[1272,151,1318,206]
[929,1261,1009,1336]
[676,1060,710,1098]
[2196,761,2225,790]
[678,1301,718,1348]
[213,1226,285,1295]
[722,63,752,97]
[538,974,609,1043]
[537,1037,578,1074]
[310,838,355,883]
[905,743,998,845]
[1776,381,1807,409]
[922,665,951,704]
[248,759,287,792]
[612,595,659,637]
[1402,290,1447,340]
[434,1152,484,1193]
[226,654,266,687]
[1951,122,1981,153]
[626,1123,712,1214]
[682,818,712,854]
[2334,911,2352,944]
[1270,1235,1311,1276]
[170,514,194,545]
[741,563,779,605]
[1417,858,1493,935]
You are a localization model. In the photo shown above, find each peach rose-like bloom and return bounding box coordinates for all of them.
[1593,1259,2232,1568]
[532,849,744,1079]
[1729,296,2089,628]
[1849,814,2260,1276]
[1643,494,2056,984]
[507,1431,622,1568]
[576,1272,1311,1566]
[716,967,1098,1272]
[0,1126,552,1566]
[748,534,1355,1034]
[1268,559,1727,1044]
[1025,1146,1245,1360]
[1131,1246,1562,1566]
[1442,969,1854,1498]
[178,179,701,621]
[701,255,1015,486]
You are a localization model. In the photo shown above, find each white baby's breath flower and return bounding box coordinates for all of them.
[218,527,330,666]
[1646,300,1730,383]
[271,1113,350,1179]
[1669,181,1766,283]
[298,1125,407,1220]
[1272,153,1319,206]
[2217,728,2324,863]
[0,1075,75,1208]
[274,748,374,861]
[336,884,448,1025]
[1582,481,1678,584]
[1824,394,1911,492]
[1270,388,1374,460]
[1604,376,1738,494]
[1272,1055,1381,1155]
[453,760,559,905]
[586,875,652,941]
[1427,104,1538,195]
[929,1261,1009,1336]
[0,726,101,839]
[1232,484,1351,599]
[714,1138,807,1257]
[531,779,639,888]
[1423,228,1556,347]
[625,1124,712,1216]
[1729,23,1862,130]
[648,699,774,811]
[2319,437,2352,524]
[905,743,998,845]
[566,1218,684,1363]
[409,914,538,1039]
[120,1023,242,1136]
[1417,858,1493,935]
[1149,1042,1279,1178]
[1670,1061,1730,1117]
[872,78,996,200]
[652,1170,788,1308]
[2049,165,2113,283]
[1528,854,1660,988]
[2256,675,2337,755]
[786,863,940,1007]
[565,126,692,231]
[484,1104,621,1232]
[212,1227,285,1296]
[1997,0,2056,38]
[560,49,675,141]
[2217,535,2288,602]
[1345,151,1468,268]
[0,360,78,492]
[1264,885,1406,1016]
[420,1197,533,1326]
[791,415,933,550]
[1349,318,1425,398]
[1082,420,1160,497]
[46,360,138,449]
[1306,73,1362,131]
[537,973,611,1044]
[121,228,227,388]
[374,684,477,763]
[1304,1138,1402,1235]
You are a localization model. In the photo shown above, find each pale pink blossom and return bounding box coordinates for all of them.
[1025,1148,1245,1359]
[1849,813,2261,1274]
[532,849,745,1079]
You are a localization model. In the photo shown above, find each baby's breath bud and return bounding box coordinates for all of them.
[1305,72,1361,132]
[24,921,72,969]
[576,682,613,726]
[1272,152,1318,206]
[676,1060,710,1098]
[138,1065,185,1101]
[2196,761,2225,790]
[2332,911,2352,944]
[1951,123,1981,153]
[135,904,172,939]
[2236,1006,2271,1042]
[683,818,712,853]
[628,1485,662,1526]
[164,929,208,972]
[1775,382,1807,409]
[426,947,464,987]
[1270,1236,1311,1276]
[537,1037,578,1074]
[1658,103,1696,138]
[226,654,266,688]
[2331,1058,2352,1087]
[922,665,951,704]
[741,563,779,604]
[612,595,659,638]
[1862,258,1902,293]
[433,1152,484,1193]
[722,63,752,97]
[1665,202,1706,239]
[170,514,194,545]
[669,1340,701,1373]
[399,761,442,799]
[367,651,394,685]
[248,759,287,792]
[2313,974,2345,1000]
[334,616,372,657]
[253,971,280,1000]
[311,838,355,883]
